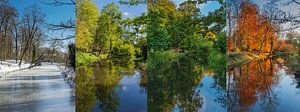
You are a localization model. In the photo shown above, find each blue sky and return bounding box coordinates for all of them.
[93,0,147,18]
[10,0,75,51]
[93,0,221,18]
[10,0,75,24]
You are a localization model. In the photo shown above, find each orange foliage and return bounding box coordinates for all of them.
[277,40,296,52]
[230,2,279,53]
[228,59,279,110]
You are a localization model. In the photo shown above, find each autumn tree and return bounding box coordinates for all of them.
[232,2,279,54]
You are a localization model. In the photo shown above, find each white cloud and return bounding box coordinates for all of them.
[123,12,130,16]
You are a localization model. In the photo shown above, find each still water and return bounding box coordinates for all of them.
[76,56,226,112]
[76,61,147,112]
[227,58,300,112]
[147,56,226,112]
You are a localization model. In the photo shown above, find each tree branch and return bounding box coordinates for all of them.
[47,35,75,41]
[292,0,300,4]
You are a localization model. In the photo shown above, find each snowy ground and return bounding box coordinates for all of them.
[0,60,30,76]
[0,63,75,112]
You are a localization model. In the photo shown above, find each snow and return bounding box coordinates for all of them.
[0,64,75,111]
[58,66,76,85]
[0,60,30,76]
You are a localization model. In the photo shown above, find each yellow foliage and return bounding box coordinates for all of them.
[205,31,216,40]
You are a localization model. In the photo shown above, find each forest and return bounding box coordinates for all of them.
[76,0,226,66]
[227,0,300,67]
[0,0,75,67]
[76,0,144,66]
[226,0,300,111]
[76,0,227,111]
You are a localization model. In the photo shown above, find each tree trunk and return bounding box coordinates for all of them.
[258,27,271,55]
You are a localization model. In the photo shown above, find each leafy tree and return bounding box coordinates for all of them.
[95,3,122,55]
[176,0,201,51]
[146,0,177,51]
[76,0,99,51]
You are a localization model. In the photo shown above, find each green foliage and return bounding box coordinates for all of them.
[76,59,136,111]
[76,0,99,51]
[119,0,146,5]
[202,5,226,34]
[111,42,135,60]
[76,52,102,66]
[95,3,122,53]
[208,49,226,88]
[76,66,96,112]
[135,37,147,60]
[146,1,177,52]
[147,27,169,51]
[213,32,226,53]
[147,51,183,70]
[147,55,205,111]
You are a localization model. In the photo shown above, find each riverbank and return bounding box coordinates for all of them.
[227,52,271,69]
[58,65,75,84]
[0,60,30,76]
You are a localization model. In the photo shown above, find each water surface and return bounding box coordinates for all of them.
[77,56,227,112]
[147,56,226,112]
[227,58,300,112]
[76,61,147,112]
[0,64,75,112]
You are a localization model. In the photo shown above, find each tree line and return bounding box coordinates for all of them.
[76,0,226,66]
[77,0,147,66]
[0,1,45,66]
[146,0,225,54]
[227,0,300,55]
[0,0,74,67]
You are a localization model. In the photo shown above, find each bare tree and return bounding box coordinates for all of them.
[268,0,300,32]
[40,0,75,40]
[226,0,246,50]
[19,4,45,66]
[10,15,20,62]
[0,0,17,63]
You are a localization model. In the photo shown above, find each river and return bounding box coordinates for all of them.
[227,57,300,112]
[76,56,226,112]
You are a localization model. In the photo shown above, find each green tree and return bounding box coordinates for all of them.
[95,3,122,55]
[176,0,201,51]
[147,0,177,51]
[76,0,99,51]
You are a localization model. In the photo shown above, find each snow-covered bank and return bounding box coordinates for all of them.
[0,60,30,76]
[58,65,75,84]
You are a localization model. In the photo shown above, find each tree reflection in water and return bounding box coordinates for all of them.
[76,60,142,112]
[147,54,226,111]
[76,53,226,112]
[227,59,280,111]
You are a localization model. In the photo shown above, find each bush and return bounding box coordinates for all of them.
[213,32,226,54]
[147,51,183,70]
[111,43,135,60]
